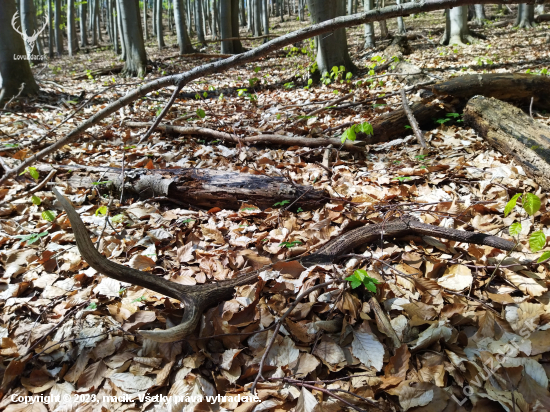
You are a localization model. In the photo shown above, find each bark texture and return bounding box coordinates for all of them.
[464,96,550,191]
[118,0,148,77]
[48,167,327,211]
[428,73,550,110]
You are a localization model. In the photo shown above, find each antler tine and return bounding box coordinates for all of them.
[53,188,260,342]
[33,16,49,39]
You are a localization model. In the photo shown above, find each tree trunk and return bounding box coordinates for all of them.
[473,4,487,24]
[396,0,406,34]
[143,0,149,39]
[298,0,305,20]
[307,0,356,78]
[262,0,270,42]
[535,4,545,14]
[515,3,536,28]
[0,0,39,102]
[67,0,79,56]
[363,0,375,48]
[111,0,120,54]
[220,0,244,54]
[239,0,246,25]
[156,0,165,49]
[174,0,195,53]
[96,0,103,42]
[80,1,88,47]
[116,0,126,59]
[440,6,476,45]
[91,0,98,45]
[253,0,263,36]
[118,0,148,77]
[464,96,550,192]
[20,0,44,62]
[54,0,64,54]
[48,0,55,57]
[248,0,255,31]
[196,0,206,45]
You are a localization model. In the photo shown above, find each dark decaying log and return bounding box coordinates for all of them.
[427,73,550,109]
[464,96,550,191]
[38,165,327,210]
[362,101,447,144]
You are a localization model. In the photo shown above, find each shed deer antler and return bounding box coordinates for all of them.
[53,186,516,342]
[52,188,260,342]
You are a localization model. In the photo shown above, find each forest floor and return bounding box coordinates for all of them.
[1,5,550,412]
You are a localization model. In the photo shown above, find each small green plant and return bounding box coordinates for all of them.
[1,143,18,149]
[31,195,41,205]
[415,154,427,161]
[273,200,291,207]
[346,269,380,292]
[95,206,108,216]
[279,240,303,248]
[42,210,57,222]
[92,181,112,186]
[196,108,206,119]
[14,231,48,245]
[86,302,98,310]
[20,166,39,180]
[341,122,374,144]
[504,193,547,255]
[132,296,147,303]
[180,218,195,225]
[393,176,412,182]
[296,207,304,213]
[284,81,295,89]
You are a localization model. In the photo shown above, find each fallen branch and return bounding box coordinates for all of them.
[0,0,531,186]
[400,88,427,148]
[126,122,365,151]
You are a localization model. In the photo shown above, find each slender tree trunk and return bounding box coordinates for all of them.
[91,0,98,45]
[54,0,63,54]
[248,0,255,31]
[396,0,406,33]
[111,0,120,54]
[220,0,244,54]
[0,0,39,102]
[116,0,126,58]
[48,0,54,57]
[298,0,305,20]
[307,0,356,78]
[347,0,353,14]
[253,0,262,36]
[143,0,149,39]
[20,0,43,62]
[196,0,206,44]
[239,0,246,25]
[156,0,165,48]
[67,0,78,56]
[262,0,270,41]
[174,0,195,53]
[96,0,103,42]
[118,0,147,77]
[516,3,536,28]
[363,0,375,48]
[80,1,88,47]
[152,0,157,35]
[473,4,487,24]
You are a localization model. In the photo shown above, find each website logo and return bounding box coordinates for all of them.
[11,11,47,61]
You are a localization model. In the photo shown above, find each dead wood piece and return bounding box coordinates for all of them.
[426,73,550,110]
[535,14,550,23]
[393,61,430,86]
[400,88,428,148]
[73,65,124,80]
[463,96,550,192]
[41,165,326,211]
[125,122,364,151]
[360,101,447,145]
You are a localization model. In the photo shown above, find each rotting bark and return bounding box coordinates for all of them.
[0,0,539,186]
[464,96,550,192]
[37,165,327,210]
[425,73,550,110]
[126,122,366,151]
[363,102,447,144]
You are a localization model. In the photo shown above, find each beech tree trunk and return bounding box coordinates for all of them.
[156,0,165,49]
[396,0,406,34]
[473,4,487,24]
[0,0,39,102]
[363,0,375,48]
[80,1,88,47]
[54,0,64,54]
[118,0,148,77]
[464,96,550,192]
[20,0,44,62]
[174,0,194,53]
[516,3,536,28]
[219,0,244,54]
[440,6,476,45]
[307,0,356,77]
[67,0,79,56]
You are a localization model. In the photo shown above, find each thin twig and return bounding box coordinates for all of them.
[9,169,57,202]
[400,88,427,148]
